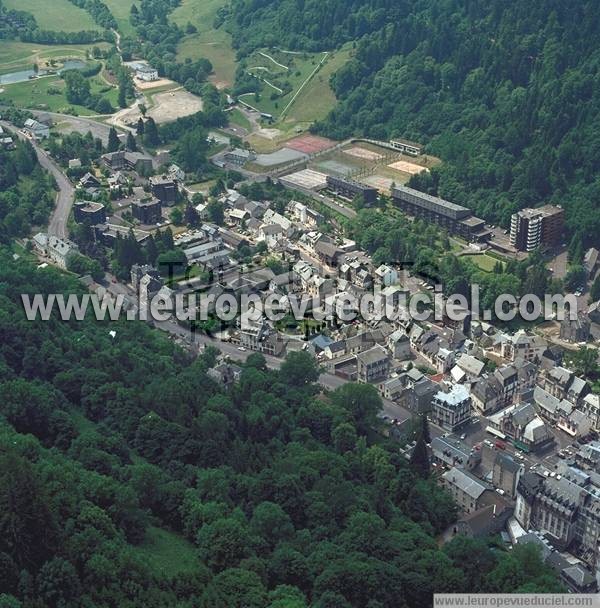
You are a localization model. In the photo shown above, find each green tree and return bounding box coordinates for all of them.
[196,517,256,571]
[330,383,382,435]
[143,117,160,146]
[207,200,225,226]
[170,207,184,225]
[200,568,267,608]
[331,422,357,453]
[126,131,137,151]
[250,502,294,548]
[63,70,90,105]
[107,127,120,153]
[279,351,320,387]
[37,558,81,608]
[409,436,430,478]
[0,453,56,568]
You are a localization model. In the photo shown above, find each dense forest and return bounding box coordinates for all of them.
[0,140,56,239]
[227,0,600,244]
[0,249,563,606]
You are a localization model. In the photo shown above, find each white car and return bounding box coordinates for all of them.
[237,346,247,352]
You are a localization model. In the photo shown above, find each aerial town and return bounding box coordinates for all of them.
[2,0,600,604]
[4,93,600,595]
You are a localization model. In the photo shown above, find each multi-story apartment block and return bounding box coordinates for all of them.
[510,205,564,252]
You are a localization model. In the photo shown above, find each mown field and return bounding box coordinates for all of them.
[171,0,237,88]
[240,48,328,119]
[0,72,119,114]
[104,0,137,36]
[3,0,97,32]
[281,44,351,126]
[0,41,111,75]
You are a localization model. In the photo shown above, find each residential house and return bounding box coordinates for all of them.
[388,329,411,360]
[538,367,590,406]
[224,148,256,166]
[583,247,599,279]
[79,172,101,189]
[135,65,158,81]
[442,467,502,514]
[581,394,600,431]
[307,275,334,299]
[107,171,127,194]
[356,344,390,383]
[132,198,162,224]
[33,233,79,269]
[374,264,398,287]
[314,239,343,267]
[207,362,242,387]
[492,452,523,499]
[435,346,455,374]
[23,117,49,139]
[73,201,106,225]
[291,201,324,228]
[322,340,347,360]
[269,271,297,294]
[404,376,438,413]
[487,402,553,452]
[262,209,294,237]
[497,330,546,362]
[431,384,471,432]
[453,503,513,539]
[557,409,593,438]
[258,223,284,247]
[150,176,178,206]
[131,264,161,290]
[560,313,591,343]
[431,435,481,471]
[379,375,406,401]
[454,354,485,381]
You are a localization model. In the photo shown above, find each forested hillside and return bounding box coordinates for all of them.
[0,250,562,607]
[227,0,600,242]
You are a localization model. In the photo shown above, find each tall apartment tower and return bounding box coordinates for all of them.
[510,205,564,251]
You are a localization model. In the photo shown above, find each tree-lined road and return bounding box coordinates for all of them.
[152,316,414,424]
[1,120,74,239]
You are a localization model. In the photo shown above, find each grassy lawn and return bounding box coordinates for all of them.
[0,41,110,75]
[281,44,352,126]
[103,0,137,36]
[228,107,251,129]
[238,46,351,132]
[172,0,237,88]
[3,0,97,32]
[0,73,118,114]
[240,48,325,120]
[467,253,505,272]
[130,527,201,578]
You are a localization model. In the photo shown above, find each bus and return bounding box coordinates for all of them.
[485,426,507,440]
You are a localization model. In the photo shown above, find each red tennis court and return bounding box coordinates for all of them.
[286,134,335,154]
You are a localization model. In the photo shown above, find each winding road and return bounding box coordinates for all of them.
[1,120,74,239]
